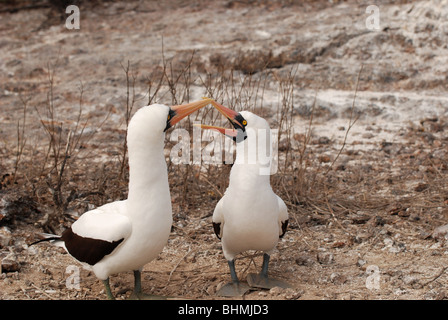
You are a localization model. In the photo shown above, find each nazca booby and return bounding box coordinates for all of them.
[33,99,213,299]
[197,100,290,296]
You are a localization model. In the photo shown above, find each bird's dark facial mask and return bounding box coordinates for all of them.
[164,98,214,132]
[195,99,247,142]
[164,109,177,132]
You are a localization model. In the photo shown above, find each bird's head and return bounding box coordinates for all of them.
[128,99,213,144]
[197,99,274,174]
[194,99,248,143]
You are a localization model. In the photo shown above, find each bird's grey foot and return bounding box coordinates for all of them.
[217,281,251,297]
[247,253,292,289]
[216,259,251,297]
[246,273,291,289]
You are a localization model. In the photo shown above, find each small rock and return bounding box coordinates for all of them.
[387,203,407,216]
[317,251,334,265]
[398,208,410,217]
[317,136,331,145]
[418,230,432,240]
[357,259,367,268]
[258,290,268,297]
[269,286,284,296]
[414,182,429,192]
[331,241,346,248]
[319,155,331,163]
[330,272,347,285]
[1,258,20,273]
[432,224,448,241]
[384,238,406,253]
[278,139,290,151]
[424,290,447,300]
[206,283,216,296]
[349,212,371,224]
[403,275,421,289]
[372,216,386,226]
[0,227,12,248]
[383,237,394,246]
[293,133,306,142]
[283,288,302,300]
[295,254,315,266]
[254,30,271,40]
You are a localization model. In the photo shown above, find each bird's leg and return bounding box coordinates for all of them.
[260,252,270,278]
[228,259,239,283]
[216,259,251,297]
[102,278,115,300]
[128,270,167,300]
[133,269,142,295]
[247,253,291,289]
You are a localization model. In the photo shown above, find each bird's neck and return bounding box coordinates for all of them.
[229,160,272,197]
[127,138,171,214]
[233,137,273,175]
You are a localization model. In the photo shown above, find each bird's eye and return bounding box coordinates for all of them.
[167,115,171,120]
[242,120,247,126]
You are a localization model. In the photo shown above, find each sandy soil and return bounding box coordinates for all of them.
[0,0,447,300]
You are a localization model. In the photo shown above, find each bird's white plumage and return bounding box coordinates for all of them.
[213,111,288,261]
[68,104,173,280]
[71,201,131,242]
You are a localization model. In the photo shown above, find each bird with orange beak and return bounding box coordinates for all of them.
[33,99,213,299]
[196,99,290,296]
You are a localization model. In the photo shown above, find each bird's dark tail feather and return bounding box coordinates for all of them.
[30,233,62,246]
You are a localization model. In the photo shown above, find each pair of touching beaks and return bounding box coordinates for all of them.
[167,97,248,142]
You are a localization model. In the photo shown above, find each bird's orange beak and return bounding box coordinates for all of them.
[165,98,214,131]
[194,124,240,139]
[194,98,247,142]
[209,100,245,129]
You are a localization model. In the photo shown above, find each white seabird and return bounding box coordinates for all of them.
[33,99,213,299]
[197,100,290,297]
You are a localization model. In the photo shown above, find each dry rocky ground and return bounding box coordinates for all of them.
[0,0,447,300]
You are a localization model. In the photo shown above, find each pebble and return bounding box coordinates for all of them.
[319,155,331,163]
[432,224,448,241]
[357,259,367,268]
[295,254,315,266]
[0,227,12,248]
[330,272,347,285]
[268,287,302,300]
[1,258,20,273]
[258,290,268,297]
[383,237,406,253]
[269,286,283,296]
[283,288,302,300]
[317,251,334,265]
[403,275,421,289]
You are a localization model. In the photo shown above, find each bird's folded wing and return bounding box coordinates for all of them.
[212,198,224,240]
[277,196,289,238]
[71,201,132,242]
[60,202,132,266]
